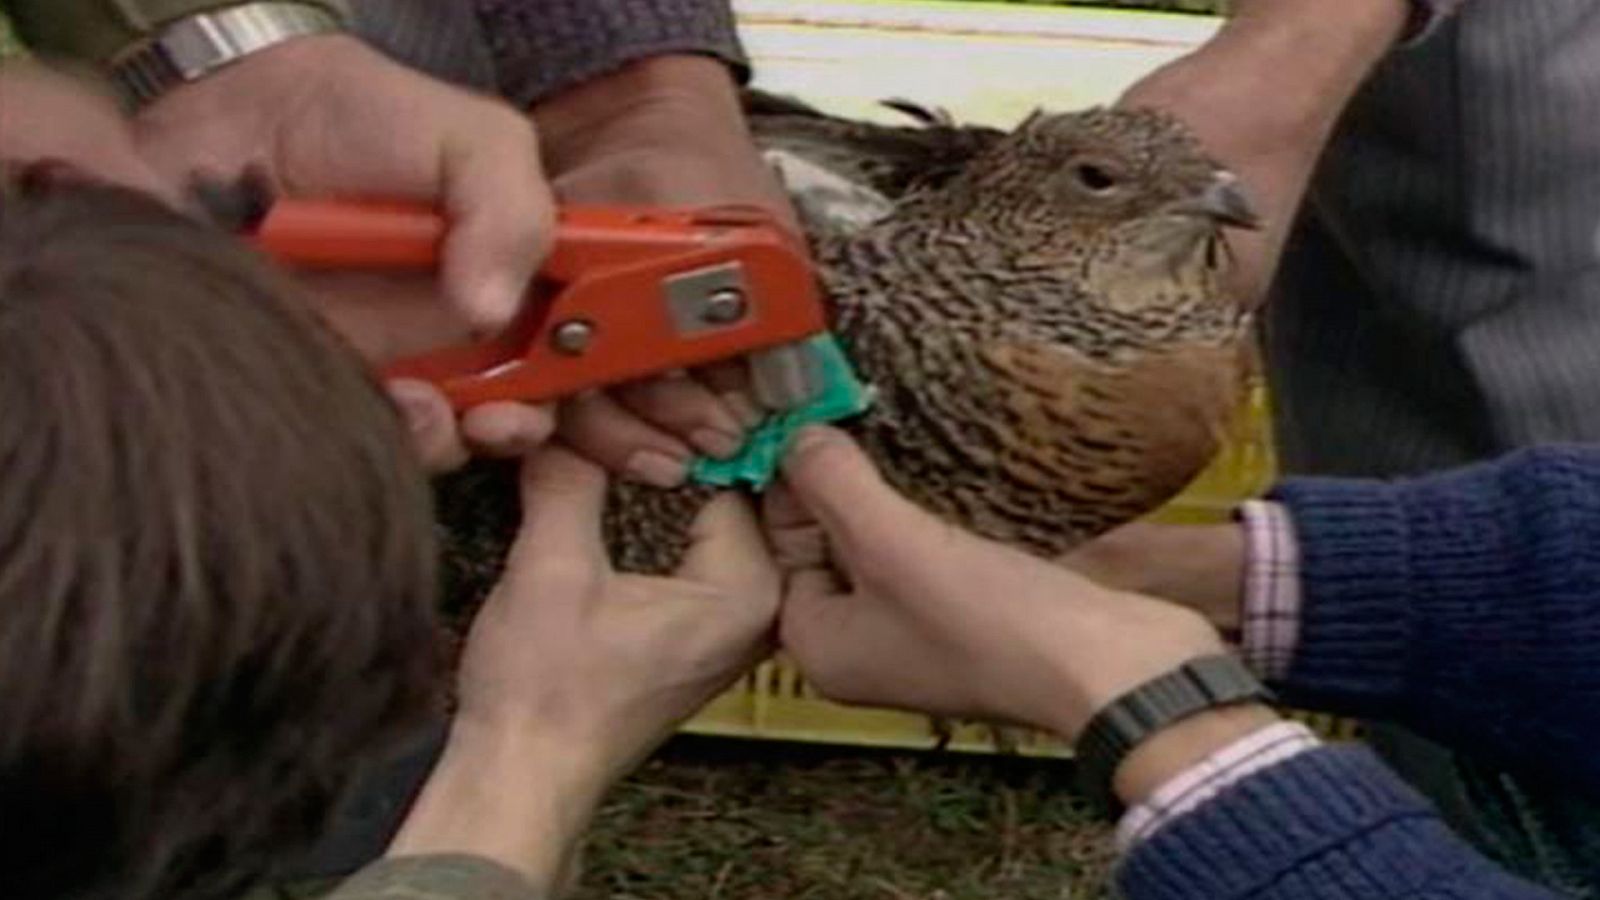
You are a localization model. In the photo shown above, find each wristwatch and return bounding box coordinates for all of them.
[111,2,348,107]
[8,0,349,108]
[1074,654,1272,816]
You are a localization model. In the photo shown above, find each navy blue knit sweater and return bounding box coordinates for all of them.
[1118,445,1600,898]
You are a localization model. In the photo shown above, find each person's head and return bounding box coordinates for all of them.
[0,175,442,900]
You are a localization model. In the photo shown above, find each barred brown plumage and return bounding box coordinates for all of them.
[435,93,1258,620]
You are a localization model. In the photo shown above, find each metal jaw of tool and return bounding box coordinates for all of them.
[238,197,831,411]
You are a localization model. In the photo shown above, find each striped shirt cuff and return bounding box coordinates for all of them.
[1237,500,1302,683]
[1115,721,1323,850]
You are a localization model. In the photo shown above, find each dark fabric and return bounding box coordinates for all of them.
[322,855,541,900]
[1269,1,1600,479]
[348,0,495,91]
[474,0,747,107]
[1264,1,1600,892]
[1118,746,1567,900]
[285,720,448,881]
[1268,446,1600,896]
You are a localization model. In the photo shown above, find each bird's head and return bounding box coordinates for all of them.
[909,106,1258,316]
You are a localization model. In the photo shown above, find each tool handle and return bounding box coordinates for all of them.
[253,199,443,268]
[252,199,795,275]
[251,198,827,409]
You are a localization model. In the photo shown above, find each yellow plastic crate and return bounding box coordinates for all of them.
[682,387,1362,752]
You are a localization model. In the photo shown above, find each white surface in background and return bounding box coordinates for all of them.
[735,0,1219,126]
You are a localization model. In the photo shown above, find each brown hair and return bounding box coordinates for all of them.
[0,176,442,899]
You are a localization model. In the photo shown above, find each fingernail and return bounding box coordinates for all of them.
[787,426,830,459]
[721,391,765,428]
[691,428,745,460]
[624,450,689,488]
[469,275,525,330]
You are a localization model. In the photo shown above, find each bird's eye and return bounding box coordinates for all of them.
[1073,162,1119,194]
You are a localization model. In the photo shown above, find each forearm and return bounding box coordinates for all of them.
[9,0,349,64]
[1119,0,1407,302]
[1003,585,1554,898]
[1272,446,1600,792]
[386,723,607,895]
[1117,746,1566,900]
[532,54,745,177]
[474,0,746,109]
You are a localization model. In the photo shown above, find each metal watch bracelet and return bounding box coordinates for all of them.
[111,2,346,108]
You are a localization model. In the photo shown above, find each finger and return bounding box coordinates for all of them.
[386,379,468,473]
[779,426,934,555]
[677,494,780,600]
[613,375,747,459]
[437,101,556,332]
[692,360,764,429]
[776,566,853,673]
[558,391,692,488]
[461,402,557,457]
[505,446,610,576]
[761,485,831,573]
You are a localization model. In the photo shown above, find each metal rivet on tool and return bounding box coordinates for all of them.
[551,320,595,355]
[702,288,748,325]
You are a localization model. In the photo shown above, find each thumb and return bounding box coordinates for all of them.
[385,378,468,473]
[437,110,556,332]
[779,426,937,562]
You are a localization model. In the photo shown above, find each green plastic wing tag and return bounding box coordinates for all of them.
[687,333,874,491]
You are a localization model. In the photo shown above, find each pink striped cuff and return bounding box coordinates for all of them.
[1238,500,1302,682]
[1116,721,1323,850]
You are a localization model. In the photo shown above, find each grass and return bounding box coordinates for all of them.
[575,738,1115,900]
[264,737,1117,900]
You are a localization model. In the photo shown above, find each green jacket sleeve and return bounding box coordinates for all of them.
[321,855,543,900]
[8,0,350,65]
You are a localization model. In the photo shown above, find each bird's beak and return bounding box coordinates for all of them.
[1174,172,1261,230]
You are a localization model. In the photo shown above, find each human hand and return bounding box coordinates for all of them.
[1060,521,1248,635]
[135,34,555,331]
[390,447,779,887]
[303,270,555,472]
[0,62,173,200]
[533,55,802,488]
[1117,0,1408,304]
[767,426,1227,741]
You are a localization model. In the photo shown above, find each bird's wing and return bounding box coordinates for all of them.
[743,88,1007,202]
[763,149,896,235]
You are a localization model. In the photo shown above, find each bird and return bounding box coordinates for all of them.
[434,91,1260,619]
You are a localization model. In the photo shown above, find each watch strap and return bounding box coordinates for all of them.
[9,0,348,70]
[1075,654,1272,817]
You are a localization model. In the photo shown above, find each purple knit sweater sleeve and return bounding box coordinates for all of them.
[1117,746,1565,900]
[474,0,747,107]
[1265,445,1600,796]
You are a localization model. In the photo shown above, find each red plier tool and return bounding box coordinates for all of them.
[242,198,829,410]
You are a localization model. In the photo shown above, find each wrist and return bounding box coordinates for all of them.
[1112,703,1282,806]
[532,54,746,174]
[1068,524,1245,633]
[1226,0,1408,66]
[137,33,363,136]
[1028,596,1230,741]
[390,720,609,891]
